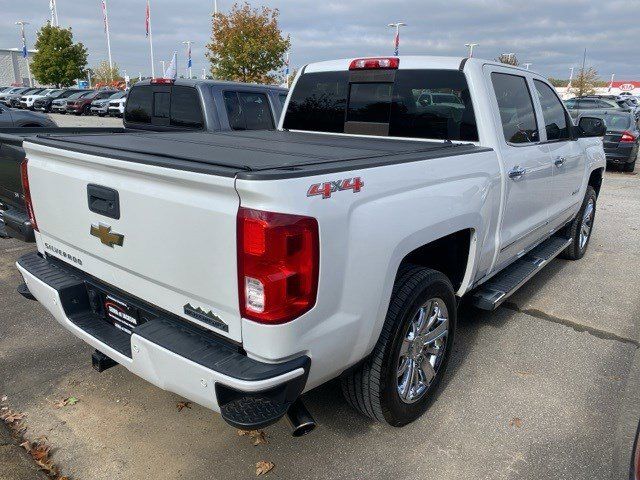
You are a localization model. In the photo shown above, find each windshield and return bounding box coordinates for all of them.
[49,90,65,98]
[66,91,88,100]
[603,114,633,131]
[283,69,478,141]
[109,91,126,99]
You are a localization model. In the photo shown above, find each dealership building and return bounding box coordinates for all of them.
[0,48,37,87]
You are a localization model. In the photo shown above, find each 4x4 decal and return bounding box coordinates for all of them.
[307,177,364,199]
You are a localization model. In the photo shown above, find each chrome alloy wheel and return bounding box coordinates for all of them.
[396,298,449,404]
[579,198,595,250]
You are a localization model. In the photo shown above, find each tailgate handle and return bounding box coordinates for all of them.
[87,184,120,220]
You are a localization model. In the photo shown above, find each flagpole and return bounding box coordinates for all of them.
[182,40,194,78]
[102,0,114,81]
[147,0,155,78]
[54,0,59,26]
[16,21,32,87]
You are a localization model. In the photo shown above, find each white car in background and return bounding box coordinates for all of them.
[20,89,63,110]
[108,96,127,117]
[91,90,127,117]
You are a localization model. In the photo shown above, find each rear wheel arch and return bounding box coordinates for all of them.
[397,228,474,293]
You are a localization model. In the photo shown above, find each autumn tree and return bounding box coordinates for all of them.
[496,53,519,66]
[30,24,87,87]
[206,2,290,84]
[93,60,123,84]
[571,67,599,97]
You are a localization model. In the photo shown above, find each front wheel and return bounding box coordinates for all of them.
[341,266,456,426]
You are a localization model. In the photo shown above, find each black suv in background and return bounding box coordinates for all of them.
[124,79,288,132]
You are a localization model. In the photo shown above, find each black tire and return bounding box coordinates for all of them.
[341,265,456,426]
[560,186,597,260]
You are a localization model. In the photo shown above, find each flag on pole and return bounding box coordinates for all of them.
[101,0,109,33]
[145,0,150,37]
[284,54,289,76]
[20,28,27,58]
[49,0,56,23]
[164,51,178,79]
[187,43,192,69]
[394,30,400,56]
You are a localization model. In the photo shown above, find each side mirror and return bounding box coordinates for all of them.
[577,116,607,137]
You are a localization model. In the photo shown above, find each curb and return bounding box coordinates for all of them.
[0,422,49,480]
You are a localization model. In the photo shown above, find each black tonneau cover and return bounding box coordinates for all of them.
[26,130,491,180]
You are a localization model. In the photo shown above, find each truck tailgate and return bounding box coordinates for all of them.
[23,141,242,342]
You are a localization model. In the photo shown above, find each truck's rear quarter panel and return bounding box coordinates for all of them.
[236,148,501,389]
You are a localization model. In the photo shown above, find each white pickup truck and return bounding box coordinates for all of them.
[16,56,606,436]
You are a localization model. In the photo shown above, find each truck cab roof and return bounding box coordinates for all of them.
[134,78,288,93]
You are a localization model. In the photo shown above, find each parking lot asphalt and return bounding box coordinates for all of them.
[0,126,638,479]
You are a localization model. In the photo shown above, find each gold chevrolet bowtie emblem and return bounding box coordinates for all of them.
[90,223,124,248]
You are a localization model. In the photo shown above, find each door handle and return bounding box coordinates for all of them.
[508,166,527,180]
[555,156,566,167]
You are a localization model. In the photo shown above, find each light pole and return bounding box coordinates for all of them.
[387,22,406,56]
[182,41,194,78]
[464,43,478,58]
[160,60,166,76]
[101,0,114,81]
[15,21,32,87]
[567,67,574,89]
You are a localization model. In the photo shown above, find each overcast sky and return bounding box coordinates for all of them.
[1,0,639,81]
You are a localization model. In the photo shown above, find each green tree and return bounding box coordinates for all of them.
[206,2,290,84]
[93,60,123,84]
[30,24,87,87]
[496,53,519,66]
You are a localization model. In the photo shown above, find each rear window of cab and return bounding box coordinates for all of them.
[125,85,204,129]
[283,69,479,142]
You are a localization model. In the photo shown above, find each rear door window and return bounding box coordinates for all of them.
[490,72,538,144]
[223,91,274,130]
[533,80,570,141]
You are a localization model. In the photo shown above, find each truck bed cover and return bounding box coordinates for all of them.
[25,130,491,180]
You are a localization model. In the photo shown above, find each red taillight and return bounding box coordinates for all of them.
[150,78,175,84]
[349,57,399,70]
[620,131,636,142]
[237,207,319,324]
[20,159,38,232]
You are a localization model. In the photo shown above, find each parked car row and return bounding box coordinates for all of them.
[0,86,129,117]
[564,94,639,171]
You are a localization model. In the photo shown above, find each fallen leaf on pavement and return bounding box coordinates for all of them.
[54,397,79,409]
[1,410,26,424]
[514,371,533,377]
[256,460,274,476]
[238,429,268,445]
[177,401,192,412]
[509,417,523,428]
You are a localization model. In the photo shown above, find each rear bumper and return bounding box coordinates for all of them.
[1,206,35,242]
[605,144,638,163]
[17,252,309,429]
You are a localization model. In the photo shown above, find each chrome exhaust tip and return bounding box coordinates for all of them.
[286,399,316,437]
